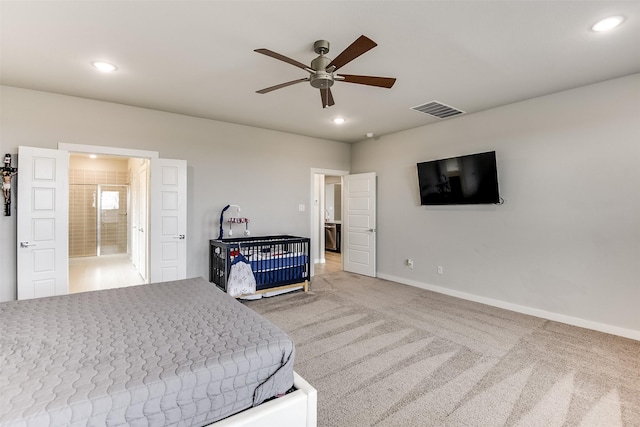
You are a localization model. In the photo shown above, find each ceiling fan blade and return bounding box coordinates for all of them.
[320,88,335,108]
[337,74,396,88]
[254,48,313,72]
[327,35,377,71]
[256,78,309,94]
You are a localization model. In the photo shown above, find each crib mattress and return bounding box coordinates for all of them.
[0,277,295,427]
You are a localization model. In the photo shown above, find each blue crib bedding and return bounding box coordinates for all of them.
[245,252,308,288]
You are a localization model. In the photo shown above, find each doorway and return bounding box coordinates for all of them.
[310,168,349,277]
[322,175,342,274]
[68,153,148,293]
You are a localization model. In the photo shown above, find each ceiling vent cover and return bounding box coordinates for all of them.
[411,101,465,119]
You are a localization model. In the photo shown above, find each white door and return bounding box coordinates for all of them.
[17,146,69,299]
[343,172,376,277]
[150,158,187,282]
[130,170,139,270]
[138,163,149,280]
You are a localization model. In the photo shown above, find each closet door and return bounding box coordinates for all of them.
[150,158,187,282]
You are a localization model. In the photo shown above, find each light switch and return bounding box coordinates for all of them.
[298,204,305,212]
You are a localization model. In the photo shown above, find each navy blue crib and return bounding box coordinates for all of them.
[209,235,310,294]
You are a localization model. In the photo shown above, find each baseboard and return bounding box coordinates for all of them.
[377,273,640,342]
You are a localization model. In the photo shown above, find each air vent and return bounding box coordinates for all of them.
[411,101,465,119]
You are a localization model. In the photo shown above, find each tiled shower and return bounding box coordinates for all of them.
[69,158,129,258]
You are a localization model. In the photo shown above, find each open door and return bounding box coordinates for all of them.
[343,172,376,277]
[17,146,69,299]
[150,158,187,283]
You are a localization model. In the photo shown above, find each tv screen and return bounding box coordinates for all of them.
[417,151,499,205]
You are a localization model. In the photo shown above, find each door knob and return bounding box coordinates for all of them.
[20,241,36,248]
[173,234,185,240]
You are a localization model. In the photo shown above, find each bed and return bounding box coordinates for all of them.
[0,277,316,427]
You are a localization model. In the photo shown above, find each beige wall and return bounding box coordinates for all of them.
[351,73,640,337]
[0,86,350,301]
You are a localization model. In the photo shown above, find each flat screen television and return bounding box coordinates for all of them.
[417,151,500,205]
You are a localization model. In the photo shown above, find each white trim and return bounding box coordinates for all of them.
[58,143,159,159]
[377,273,640,342]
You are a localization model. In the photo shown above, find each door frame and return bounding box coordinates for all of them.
[309,168,349,278]
[60,143,158,283]
[59,143,159,161]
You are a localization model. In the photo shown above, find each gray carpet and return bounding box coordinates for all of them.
[245,271,640,427]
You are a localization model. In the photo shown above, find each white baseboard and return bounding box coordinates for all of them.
[377,273,640,342]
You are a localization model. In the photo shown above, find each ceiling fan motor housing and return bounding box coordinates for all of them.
[310,55,334,89]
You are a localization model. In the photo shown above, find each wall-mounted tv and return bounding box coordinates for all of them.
[417,151,500,205]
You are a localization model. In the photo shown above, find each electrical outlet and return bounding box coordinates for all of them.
[437,265,444,274]
[406,259,414,269]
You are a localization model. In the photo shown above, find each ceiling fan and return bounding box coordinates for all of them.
[254,35,396,108]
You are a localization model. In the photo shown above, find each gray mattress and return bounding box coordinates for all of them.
[0,277,295,426]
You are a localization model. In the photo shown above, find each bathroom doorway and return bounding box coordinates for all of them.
[68,153,147,293]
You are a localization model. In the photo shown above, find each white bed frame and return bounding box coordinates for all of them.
[211,372,317,427]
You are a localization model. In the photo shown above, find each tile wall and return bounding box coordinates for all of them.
[69,169,128,257]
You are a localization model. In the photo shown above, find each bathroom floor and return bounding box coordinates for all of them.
[69,254,146,294]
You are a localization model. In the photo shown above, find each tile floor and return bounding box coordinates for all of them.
[69,254,146,294]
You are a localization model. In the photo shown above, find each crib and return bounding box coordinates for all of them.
[209,235,310,295]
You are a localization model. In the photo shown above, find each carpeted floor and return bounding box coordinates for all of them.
[245,271,640,427]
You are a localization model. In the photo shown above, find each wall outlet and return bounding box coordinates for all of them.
[437,265,444,274]
[406,259,414,269]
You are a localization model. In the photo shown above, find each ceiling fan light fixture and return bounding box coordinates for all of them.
[591,16,624,32]
[91,61,117,72]
[332,117,345,125]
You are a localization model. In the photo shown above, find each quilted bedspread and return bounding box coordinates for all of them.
[0,277,295,426]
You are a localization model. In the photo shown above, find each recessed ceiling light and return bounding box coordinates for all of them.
[91,61,117,72]
[591,16,624,32]
[332,117,345,125]
[89,154,97,159]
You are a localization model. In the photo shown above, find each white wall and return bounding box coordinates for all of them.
[0,86,350,302]
[351,74,640,337]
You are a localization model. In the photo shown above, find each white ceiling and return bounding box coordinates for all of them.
[2,1,639,143]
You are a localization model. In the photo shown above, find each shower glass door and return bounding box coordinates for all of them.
[98,185,129,256]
